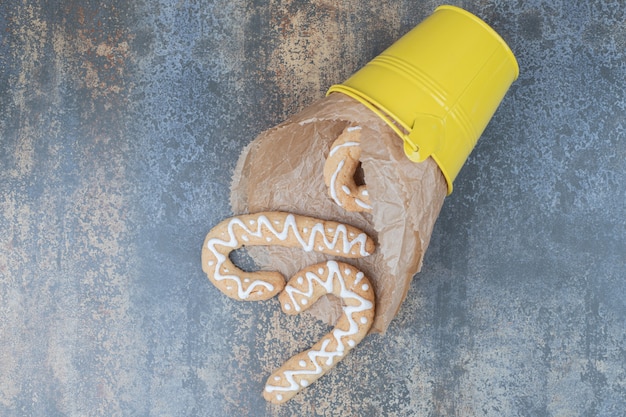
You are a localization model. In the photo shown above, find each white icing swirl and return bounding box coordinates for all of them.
[329,141,360,157]
[206,215,371,300]
[355,198,372,210]
[265,261,373,395]
[328,140,372,211]
[329,159,345,207]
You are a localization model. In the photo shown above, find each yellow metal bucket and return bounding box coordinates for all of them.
[328,5,519,194]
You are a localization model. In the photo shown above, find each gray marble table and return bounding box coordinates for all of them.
[1,1,624,416]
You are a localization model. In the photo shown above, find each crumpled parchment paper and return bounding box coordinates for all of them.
[230,92,447,333]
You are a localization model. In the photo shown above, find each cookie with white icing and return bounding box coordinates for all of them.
[323,126,372,213]
[263,260,375,404]
[202,212,375,301]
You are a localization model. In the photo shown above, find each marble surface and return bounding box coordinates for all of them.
[1,1,624,416]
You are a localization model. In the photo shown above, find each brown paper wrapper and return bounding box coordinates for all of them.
[230,93,447,333]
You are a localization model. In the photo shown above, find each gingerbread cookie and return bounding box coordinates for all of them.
[202,212,375,301]
[323,126,372,213]
[263,260,375,404]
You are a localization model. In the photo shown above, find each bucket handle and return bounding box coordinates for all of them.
[328,89,445,163]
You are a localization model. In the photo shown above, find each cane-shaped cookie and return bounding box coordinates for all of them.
[263,261,375,404]
[202,212,375,301]
[323,126,372,213]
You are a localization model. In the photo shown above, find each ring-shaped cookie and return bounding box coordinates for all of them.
[263,260,375,404]
[202,212,375,301]
[323,126,372,213]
